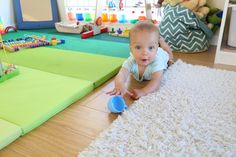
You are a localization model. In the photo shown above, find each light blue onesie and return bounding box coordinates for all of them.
[122,48,169,82]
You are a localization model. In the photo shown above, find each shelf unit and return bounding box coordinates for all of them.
[215,0,236,66]
[62,0,160,21]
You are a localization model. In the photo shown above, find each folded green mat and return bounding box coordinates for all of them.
[0,65,93,135]
[2,29,130,58]
[0,119,21,150]
[0,48,125,88]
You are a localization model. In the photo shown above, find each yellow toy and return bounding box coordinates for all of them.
[180,0,210,19]
[109,27,130,38]
[158,0,210,19]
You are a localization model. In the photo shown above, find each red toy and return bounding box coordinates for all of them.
[81,17,108,39]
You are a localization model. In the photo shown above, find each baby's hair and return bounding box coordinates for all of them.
[129,21,160,42]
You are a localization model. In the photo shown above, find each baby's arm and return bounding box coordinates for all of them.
[131,71,163,100]
[159,37,174,65]
[107,67,133,97]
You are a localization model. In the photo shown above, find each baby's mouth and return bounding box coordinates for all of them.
[141,59,148,62]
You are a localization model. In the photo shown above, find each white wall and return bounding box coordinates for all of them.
[0,0,15,27]
[57,0,67,21]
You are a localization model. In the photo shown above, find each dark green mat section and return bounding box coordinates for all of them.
[0,48,125,87]
[0,65,93,135]
[3,29,130,58]
[89,33,129,43]
[20,28,130,43]
[0,119,21,150]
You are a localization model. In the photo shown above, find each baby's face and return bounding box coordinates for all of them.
[130,30,159,67]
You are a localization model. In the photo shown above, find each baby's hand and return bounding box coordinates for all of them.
[167,50,174,67]
[130,89,146,100]
[168,59,174,67]
[106,87,133,97]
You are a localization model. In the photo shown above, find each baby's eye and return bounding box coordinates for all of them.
[149,46,155,50]
[135,45,141,50]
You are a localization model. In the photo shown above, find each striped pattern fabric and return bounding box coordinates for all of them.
[159,5,210,53]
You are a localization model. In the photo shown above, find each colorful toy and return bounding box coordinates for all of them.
[206,6,223,33]
[56,0,108,38]
[107,95,128,113]
[64,0,160,25]
[0,17,5,35]
[0,32,19,83]
[102,13,109,22]
[0,35,65,52]
[80,0,109,39]
[109,14,118,23]
[0,16,17,35]
[81,18,108,38]
[109,27,129,38]
[67,11,75,21]
[5,26,17,33]
[60,0,163,39]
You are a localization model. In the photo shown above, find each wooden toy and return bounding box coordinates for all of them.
[0,35,65,52]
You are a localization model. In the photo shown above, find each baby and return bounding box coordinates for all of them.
[107,21,173,100]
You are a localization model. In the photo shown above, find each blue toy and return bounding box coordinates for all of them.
[107,95,127,113]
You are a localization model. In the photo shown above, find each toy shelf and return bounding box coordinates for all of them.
[63,0,159,21]
[215,0,236,66]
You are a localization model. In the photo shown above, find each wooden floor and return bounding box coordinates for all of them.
[1,46,236,157]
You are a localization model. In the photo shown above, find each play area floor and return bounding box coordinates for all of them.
[0,48,124,87]
[0,29,127,149]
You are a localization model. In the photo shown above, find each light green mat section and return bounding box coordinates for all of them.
[0,65,93,135]
[0,48,125,88]
[0,119,21,150]
[2,29,130,58]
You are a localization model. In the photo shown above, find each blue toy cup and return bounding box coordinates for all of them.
[76,13,84,21]
[107,95,128,113]
[118,14,127,23]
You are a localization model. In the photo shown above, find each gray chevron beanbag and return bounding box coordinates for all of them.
[159,4,213,53]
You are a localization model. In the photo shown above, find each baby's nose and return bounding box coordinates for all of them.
[142,49,149,55]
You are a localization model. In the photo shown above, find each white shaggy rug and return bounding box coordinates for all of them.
[78,60,236,157]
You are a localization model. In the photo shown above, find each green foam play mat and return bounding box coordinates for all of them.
[2,29,130,58]
[0,119,21,149]
[0,48,124,87]
[20,28,130,44]
[0,65,93,135]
